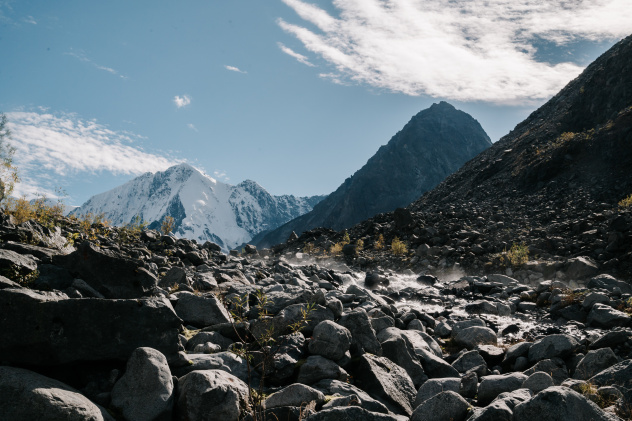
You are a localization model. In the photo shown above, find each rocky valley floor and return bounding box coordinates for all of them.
[2,212,632,421]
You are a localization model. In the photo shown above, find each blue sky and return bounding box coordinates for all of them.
[1,0,630,206]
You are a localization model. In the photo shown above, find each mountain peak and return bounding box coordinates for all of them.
[256,102,491,248]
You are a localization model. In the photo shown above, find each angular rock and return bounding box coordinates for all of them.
[410,391,471,421]
[0,248,37,272]
[312,379,390,414]
[54,241,157,298]
[528,334,580,363]
[413,378,460,408]
[478,372,528,405]
[587,303,631,328]
[339,309,383,356]
[308,320,352,361]
[452,350,487,373]
[264,383,325,409]
[352,354,417,416]
[305,406,402,421]
[573,348,619,380]
[524,359,569,385]
[172,352,252,384]
[297,355,348,385]
[0,288,181,365]
[513,386,620,421]
[589,359,632,389]
[176,370,250,421]
[0,366,114,421]
[521,372,554,394]
[173,291,231,327]
[377,327,428,387]
[111,347,174,421]
[453,326,497,349]
[566,257,599,280]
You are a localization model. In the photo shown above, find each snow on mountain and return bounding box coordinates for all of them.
[70,163,325,250]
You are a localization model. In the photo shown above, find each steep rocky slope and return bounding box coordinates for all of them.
[275,34,632,284]
[71,163,324,251]
[255,102,491,248]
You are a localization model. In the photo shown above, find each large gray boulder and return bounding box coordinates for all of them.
[413,378,460,408]
[410,391,471,421]
[587,303,631,328]
[263,383,325,409]
[297,355,348,384]
[176,370,250,421]
[0,288,182,365]
[377,327,428,387]
[54,241,157,298]
[352,354,417,416]
[478,373,528,405]
[528,334,580,363]
[573,348,619,380]
[305,406,403,421]
[308,320,352,361]
[513,386,620,421]
[0,366,114,421]
[172,352,252,384]
[173,292,231,327]
[0,248,37,272]
[469,389,532,421]
[312,379,390,414]
[111,347,174,421]
[339,309,383,356]
[589,359,632,389]
[451,350,487,373]
[453,326,497,349]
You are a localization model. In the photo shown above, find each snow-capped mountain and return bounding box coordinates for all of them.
[70,163,325,250]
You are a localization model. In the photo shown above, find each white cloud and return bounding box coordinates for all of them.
[277,42,315,67]
[65,49,127,79]
[187,123,198,132]
[6,111,178,198]
[279,0,632,103]
[174,95,192,108]
[23,15,36,25]
[213,170,229,182]
[225,65,247,74]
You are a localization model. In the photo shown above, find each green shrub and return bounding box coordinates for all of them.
[503,242,529,266]
[391,237,408,256]
[619,194,632,209]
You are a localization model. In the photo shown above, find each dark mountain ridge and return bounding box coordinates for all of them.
[273,34,632,280]
[255,102,492,248]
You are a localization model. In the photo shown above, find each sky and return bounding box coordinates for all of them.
[1,0,630,206]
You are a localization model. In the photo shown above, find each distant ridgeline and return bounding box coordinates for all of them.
[70,163,325,251]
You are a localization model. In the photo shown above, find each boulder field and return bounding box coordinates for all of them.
[1,214,632,420]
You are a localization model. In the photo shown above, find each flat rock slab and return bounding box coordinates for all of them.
[0,288,181,365]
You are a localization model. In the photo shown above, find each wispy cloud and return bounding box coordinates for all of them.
[213,170,229,182]
[277,42,315,67]
[6,111,178,198]
[187,123,198,132]
[173,95,191,108]
[225,65,247,74]
[23,15,36,25]
[278,0,632,103]
[65,49,127,79]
